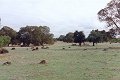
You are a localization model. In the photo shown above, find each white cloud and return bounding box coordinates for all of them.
[0,0,111,37]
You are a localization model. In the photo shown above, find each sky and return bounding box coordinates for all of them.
[0,0,111,37]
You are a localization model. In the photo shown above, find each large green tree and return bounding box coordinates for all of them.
[87,29,112,46]
[58,35,65,41]
[87,30,100,46]
[0,36,11,47]
[0,26,17,45]
[98,0,120,34]
[63,32,74,43]
[73,31,85,46]
[18,26,54,46]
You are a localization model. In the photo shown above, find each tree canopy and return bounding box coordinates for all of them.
[18,26,54,46]
[98,0,120,34]
[0,25,54,47]
[63,32,74,43]
[73,31,85,46]
[0,36,11,47]
[87,29,113,46]
[87,30,101,46]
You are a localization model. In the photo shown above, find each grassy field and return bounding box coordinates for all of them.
[0,42,120,80]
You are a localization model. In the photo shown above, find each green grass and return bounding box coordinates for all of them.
[0,42,120,80]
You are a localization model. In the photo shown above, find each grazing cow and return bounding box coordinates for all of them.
[11,48,15,50]
[39,60,46,64]
[103,48,107,51]
[0,48,9,54]
[62,48,65,50]
[3,61,11,65]
[36,47,39,50]
[32,48,36,51]
[32,47,39,51]
[83,49,87,51]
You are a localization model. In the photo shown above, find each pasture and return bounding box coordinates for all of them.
[0,42,120,80]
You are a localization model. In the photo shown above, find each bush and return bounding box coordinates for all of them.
[0,36,11,47]
[110,38,120,43]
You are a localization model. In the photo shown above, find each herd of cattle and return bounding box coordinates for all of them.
[1,46,49,66]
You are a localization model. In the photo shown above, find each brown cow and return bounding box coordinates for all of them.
[3,61,11,65]
[39,60,46,64]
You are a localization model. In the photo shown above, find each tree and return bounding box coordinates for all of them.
[73,31,85,46]
[18,26,54,46]
[0,36,11,47]
[99,30,109,42]
[0,26,17,45]
[98,0,120,35]
[87,30,100,46]
[63,32,74,43]
[38,26,54,45]
[58,35,65,41]
[19,32,31,46]
[108,28,117,38]
[87,29,114,46]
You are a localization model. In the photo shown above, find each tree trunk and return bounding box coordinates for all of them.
[110,18,119,29]
[23,42,26,47]
[93,42,95,46]
[79,43,81,46]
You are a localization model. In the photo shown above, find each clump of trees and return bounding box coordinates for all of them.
[58,35,65,41]
[58,32,74,43]
[63,32,74,43]
[87,29,113,46]
[87,30,100,46]
[58,29,116,46]
[58,31,85,46]
[17,26,54,46]
[0,26,54,47]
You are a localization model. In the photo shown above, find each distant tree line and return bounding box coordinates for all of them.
[0,26,54,47]
[58,29,116,46]
[0,26,118,47]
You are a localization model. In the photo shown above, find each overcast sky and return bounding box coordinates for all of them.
[0,0,111,37]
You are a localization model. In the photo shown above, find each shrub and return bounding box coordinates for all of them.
[110,38,120,43]
[0,36,11,47]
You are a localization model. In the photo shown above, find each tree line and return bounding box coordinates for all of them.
[58,29,116,46]
[58,0,120,46]
[0,26,54,47]
[0,25,118,47]
[0,0,120,47]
